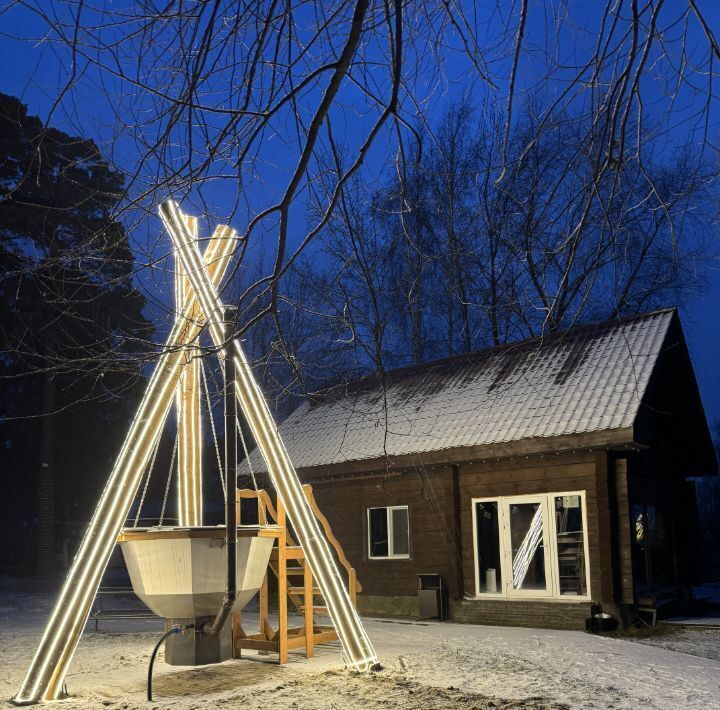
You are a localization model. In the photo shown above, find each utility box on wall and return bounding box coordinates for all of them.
[418,573,447,620]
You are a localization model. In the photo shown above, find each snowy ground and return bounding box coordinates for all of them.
[1,578,719,709]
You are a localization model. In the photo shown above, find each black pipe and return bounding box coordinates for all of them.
[147,623,192,701]
[205,307,238,635]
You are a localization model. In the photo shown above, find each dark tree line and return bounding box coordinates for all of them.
[0,94,152,573]
[237,101,715,408]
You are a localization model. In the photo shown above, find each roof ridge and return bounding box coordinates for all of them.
[313,307,677,400]
[246,306,683,472]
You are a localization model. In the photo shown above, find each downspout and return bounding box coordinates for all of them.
[205,307,238,635]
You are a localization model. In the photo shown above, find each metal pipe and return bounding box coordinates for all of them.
[206,307,238,635]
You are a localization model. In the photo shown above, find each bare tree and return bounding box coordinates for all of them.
[0,0,718,403]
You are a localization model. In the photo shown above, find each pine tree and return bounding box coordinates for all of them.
[0,93,153,574]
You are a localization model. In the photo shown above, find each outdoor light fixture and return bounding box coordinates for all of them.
[13,225,237,705]
[176,214,203,527]
[159,200,379,673]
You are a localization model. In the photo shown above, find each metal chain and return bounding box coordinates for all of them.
[236,417,259,493]
[200,358,226,498]
[133,428,163,527]
[159,431,179,526]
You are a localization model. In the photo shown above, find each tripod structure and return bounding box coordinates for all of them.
[13,202,378,705]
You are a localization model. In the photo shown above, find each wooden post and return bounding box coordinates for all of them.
[233,610,242,658]
[304,560,314,658]
[613,458,634,604]
[594,451,615,606]
[260,572,272,640]
[277,495,288,664]
[176,214,203,527]
[349,568,357,606]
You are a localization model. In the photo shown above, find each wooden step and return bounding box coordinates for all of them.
[270,547,305,561]
[268,562,305,575]
[300,605,329,615]
[288,586,321,594]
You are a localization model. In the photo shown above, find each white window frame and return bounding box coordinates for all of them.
[471,491,591,601]
[502,493,555,598]
[367,505,410,560]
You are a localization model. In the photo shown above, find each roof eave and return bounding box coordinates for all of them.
[294,426,638,478]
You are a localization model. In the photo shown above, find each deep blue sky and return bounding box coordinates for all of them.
[1,2,718,433]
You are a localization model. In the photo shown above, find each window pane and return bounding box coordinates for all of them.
[391,507,409,556]
[555,495,587,596]
[509,502,546,590]
[369,508,388,557]
[631,504,649,591]
[475,502,502,593]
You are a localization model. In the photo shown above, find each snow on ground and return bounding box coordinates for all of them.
[631,626,720,661]
[1,578,719,710]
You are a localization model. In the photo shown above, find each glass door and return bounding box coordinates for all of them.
[502,496,553,596]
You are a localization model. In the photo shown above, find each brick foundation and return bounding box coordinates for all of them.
[356,593,599,630]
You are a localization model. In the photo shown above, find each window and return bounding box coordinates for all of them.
[368,506,410,559]
[554,494,587,596]
[508,500,548,592]
[472,492,590,599]
[631,503,676,592]
[474,501,502,593]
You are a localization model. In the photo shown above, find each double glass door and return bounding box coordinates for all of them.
[473,492,588,598]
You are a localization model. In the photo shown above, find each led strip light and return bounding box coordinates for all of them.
[160,200,379,672]
[13,225,237,704]
[176,215,203,527]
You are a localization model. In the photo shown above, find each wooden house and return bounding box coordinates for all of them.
[247,309,716,629]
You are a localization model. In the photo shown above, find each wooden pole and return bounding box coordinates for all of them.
[176,215,203,527]
[613,458,634,605]
[304,559,314,658]
[277,495,288,664]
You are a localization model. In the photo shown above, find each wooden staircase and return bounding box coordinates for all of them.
[232,484,361,663]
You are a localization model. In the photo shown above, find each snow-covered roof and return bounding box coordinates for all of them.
[252,308,678,471]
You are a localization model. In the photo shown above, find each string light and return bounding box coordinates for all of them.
[13,226,238,704]
[176,215,203,527]
[160,200,379,673]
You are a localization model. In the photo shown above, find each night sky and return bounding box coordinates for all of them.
[1,3,718,431]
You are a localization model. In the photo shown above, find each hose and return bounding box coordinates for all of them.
[147,623,193,702]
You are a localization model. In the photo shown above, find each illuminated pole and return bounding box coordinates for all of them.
[160,201,379,672]
[13,225,238,705]
[176,215,203,527]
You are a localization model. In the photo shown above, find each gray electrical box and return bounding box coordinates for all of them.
[418,574,446,620]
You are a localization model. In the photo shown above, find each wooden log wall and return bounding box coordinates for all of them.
[308,466,459,598]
